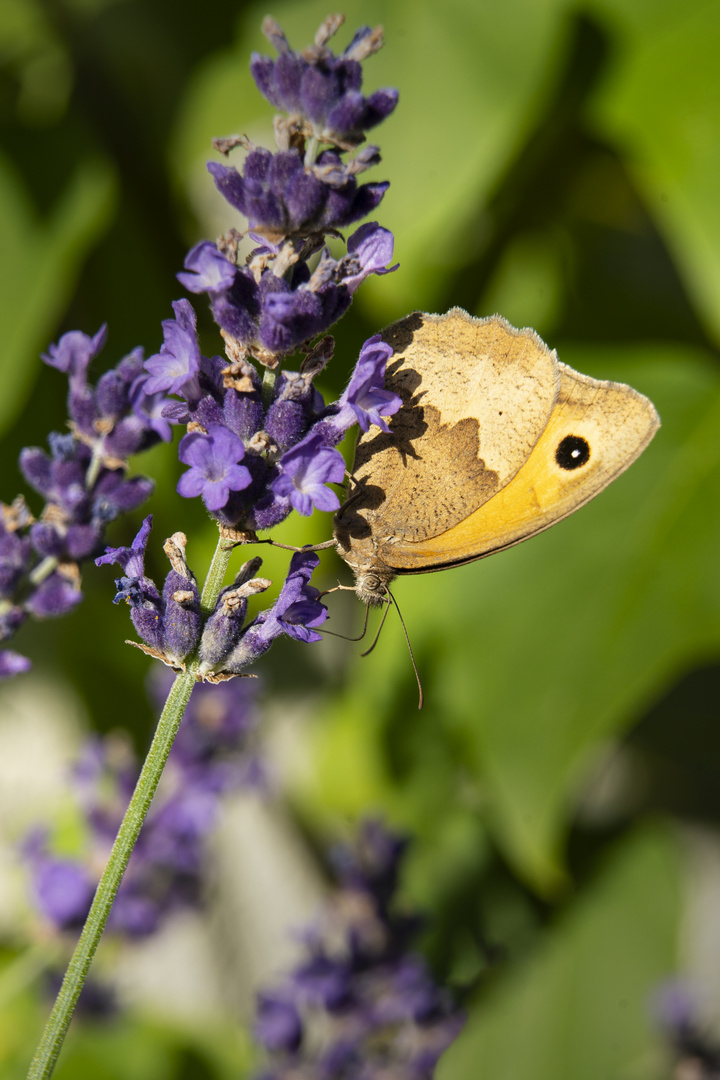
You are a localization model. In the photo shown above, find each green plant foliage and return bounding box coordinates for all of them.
[440,824,681,1080]
[0,154,115,436]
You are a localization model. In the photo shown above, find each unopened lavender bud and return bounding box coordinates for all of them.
[130,590,165,652]
[221,621,272,673]
[161,533,200,662]
[198,560,271,671]
[265,371,321,453]
[223,381,264,442]
[96,369,129,420]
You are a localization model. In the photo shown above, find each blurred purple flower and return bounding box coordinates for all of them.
[251,821,464,1079]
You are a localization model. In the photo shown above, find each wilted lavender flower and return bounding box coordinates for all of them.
[0,329,166,679]
[26,676,261,941]
[251,821,464,1079]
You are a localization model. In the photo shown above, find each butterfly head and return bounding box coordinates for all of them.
[352,566,395,607]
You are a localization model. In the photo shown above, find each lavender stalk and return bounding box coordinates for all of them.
[25,12,403,1074]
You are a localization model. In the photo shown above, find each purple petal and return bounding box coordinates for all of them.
[177,241,236,294]
[0,649,31,678]
[26,573,83,618]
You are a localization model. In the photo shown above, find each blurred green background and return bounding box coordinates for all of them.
[2,0,720,1076]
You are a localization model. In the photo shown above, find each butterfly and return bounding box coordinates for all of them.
[334,308,660,606]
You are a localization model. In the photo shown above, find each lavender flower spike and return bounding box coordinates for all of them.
[251,821,464,1078]
[271,430,346,516]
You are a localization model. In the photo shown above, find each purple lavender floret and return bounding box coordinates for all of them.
[144,299,203,400]
[223,551,328,672]
[176,240,237,294]
[25,572,83,619]
[271,430,345,516]
[207,151,388,239]
[41,325,107,399]
[251,821,464,1079]
[255,994,303,1053]
[177,424,252,512]
[328,333,400,439]
[250,16,398,148]
[96,514,153,591]
[343,221,398,293]
[0,649,31,677]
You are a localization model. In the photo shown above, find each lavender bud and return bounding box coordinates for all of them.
[198,558,271,672]
[161,533,201,662]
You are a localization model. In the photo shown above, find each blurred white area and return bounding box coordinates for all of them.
[679,826,720,1030]
[0,674,85,934]
[0,674,326,1024]
[117,793,326,1022]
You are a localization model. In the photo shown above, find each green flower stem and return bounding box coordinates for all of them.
[261,365,277,412]
[27,531,233,1080]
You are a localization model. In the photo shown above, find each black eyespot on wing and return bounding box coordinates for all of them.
[555,434,590,471]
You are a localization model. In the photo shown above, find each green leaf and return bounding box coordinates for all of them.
[0,153,116,437]
[590,1,720,344]
[439,824,680,1080]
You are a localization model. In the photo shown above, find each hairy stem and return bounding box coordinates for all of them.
[27,531,233,1080]
[261,366,277,412]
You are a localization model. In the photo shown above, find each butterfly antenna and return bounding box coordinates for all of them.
[386,587,424,710]
[316,600,371,643]
[360,598,391,657]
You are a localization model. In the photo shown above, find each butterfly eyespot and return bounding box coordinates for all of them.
[555,434,590,471]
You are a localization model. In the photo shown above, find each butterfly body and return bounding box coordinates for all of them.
[334,308,660,605]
